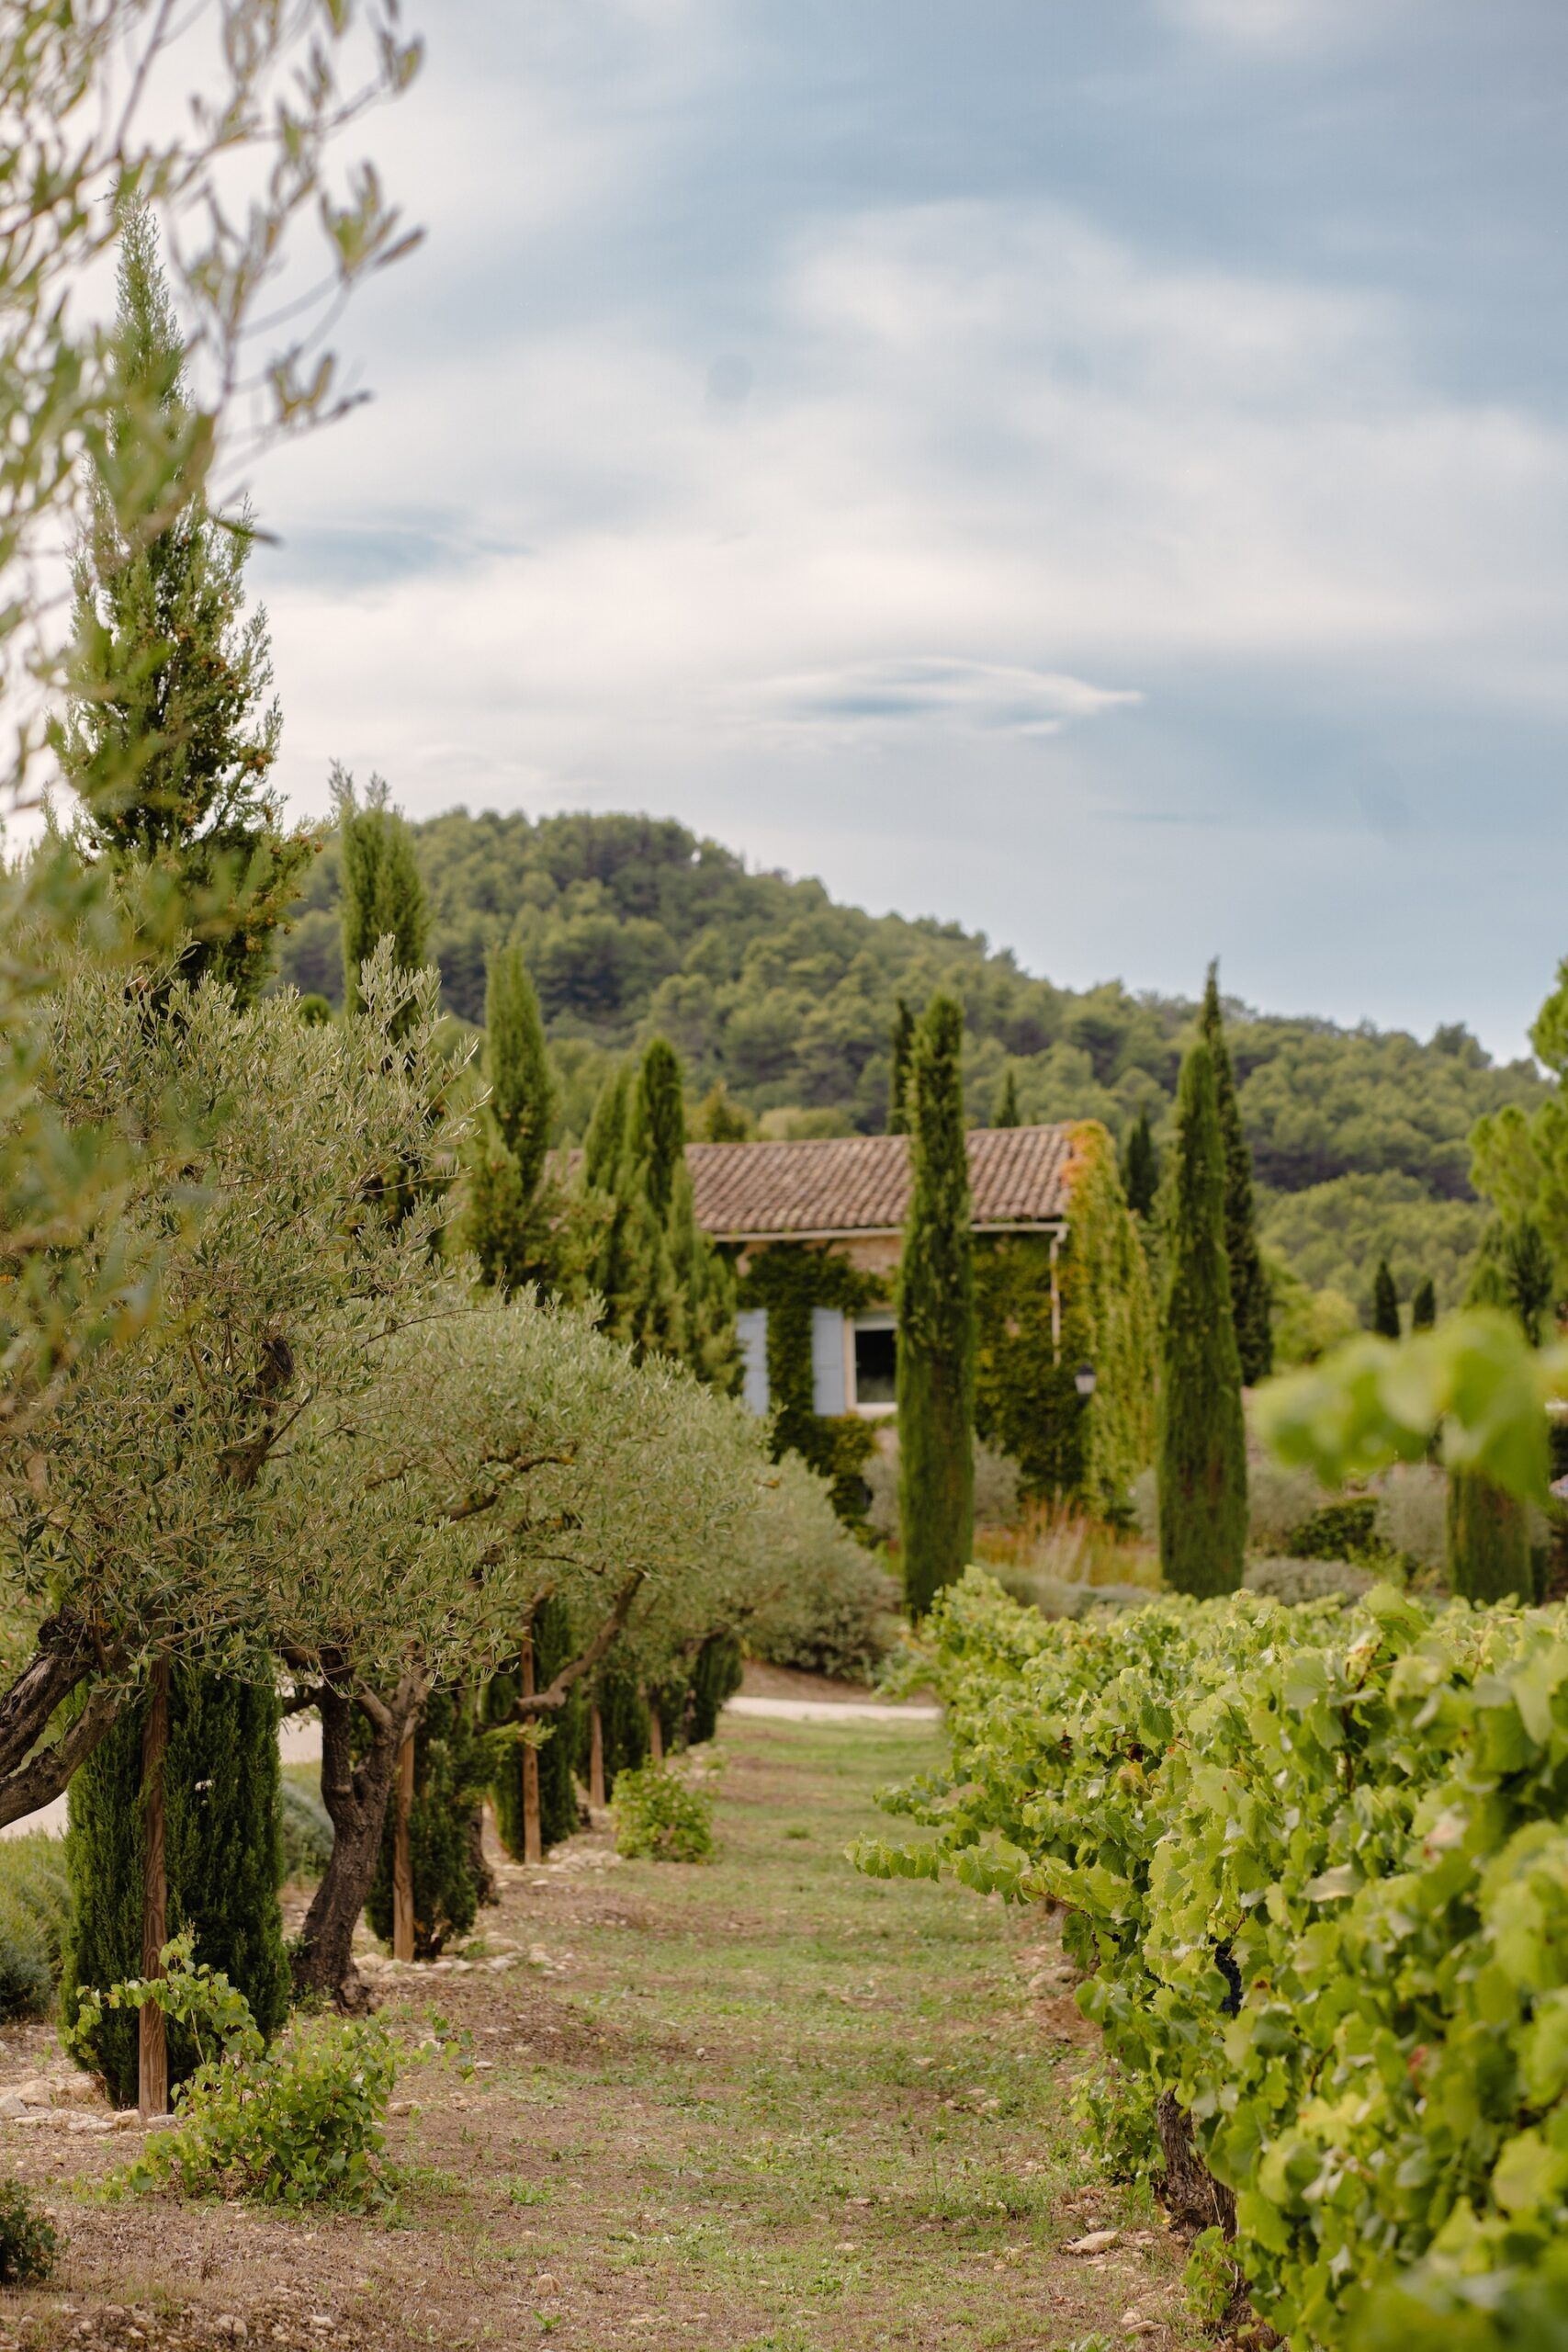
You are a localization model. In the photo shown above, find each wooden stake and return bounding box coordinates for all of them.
[648,1696,664,1766]
[138,1659,170,2121]
[391,1726,416,1962]
[521,1624,542,1864]
[589,1704,606,1810]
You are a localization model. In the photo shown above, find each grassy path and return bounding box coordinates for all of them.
[0,1715,1201,2352]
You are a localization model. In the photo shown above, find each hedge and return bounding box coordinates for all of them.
[856,1571,1568,2349]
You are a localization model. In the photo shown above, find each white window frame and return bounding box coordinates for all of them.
[848,1311,898,1418]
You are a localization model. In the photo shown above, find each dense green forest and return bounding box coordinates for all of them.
[276,807,1545,1318]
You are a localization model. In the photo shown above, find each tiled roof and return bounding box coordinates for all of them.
[686,1125,1076,1240]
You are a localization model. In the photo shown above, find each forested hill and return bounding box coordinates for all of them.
[276,808,1548,1313]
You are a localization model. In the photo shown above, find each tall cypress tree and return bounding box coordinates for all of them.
[1447,1220,1550,1604]
[1411,1276,1437,1331]
[57,204,313,1001]
[993,1069,1021,1128]
[61,1672,288,2109]
[1200,965,1272,1385]
[335,767,427,1018]
[1158,1038,1247,1597]
[628,1036,686,1218]
[887,999,916,1135]
[1122,1109,1158,1217]
[897,993,976,1618]
[465,944,556,1293]
[1372,1259,1401,1339]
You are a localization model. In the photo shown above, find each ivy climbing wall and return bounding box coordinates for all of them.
[738,1121,1156,1528]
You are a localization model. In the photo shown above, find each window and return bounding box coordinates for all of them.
[852,1315,897,1411]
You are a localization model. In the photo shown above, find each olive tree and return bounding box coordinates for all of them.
[0,949,462,1826]
[276,1295,766,2006]
[2,1,420,1447]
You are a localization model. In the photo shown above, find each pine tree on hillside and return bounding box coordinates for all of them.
[1122,1109,1158,1217]
[336,766,427,1018]
[1201,964,1272,1385]
[993,1069,1021,1128]
[1372,1258,1401,1340]
[1158,1038,1247,1597]
[887,999,916,1135]
[62,1672,288,2109]
[897,994,976,1618]
[1411,1276,1437,1330]
[57,203,313,1001]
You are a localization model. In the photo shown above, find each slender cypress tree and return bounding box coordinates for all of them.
[993,1069,1021,1128]
[1122,1109,1158,1217]
[628,1036,686,1218]
[668,1160,742,1393]
[487,944,555,1203]
[897,993,976,1617]
[1157,1039,1247,1597]
[1411,1276,1437,1331]
[465,944,556,1293]
[57,205,313,1001]
[887,999,916,1135]
[1372,1258,1401,1340]
[61,1672,288,2109]
[336,767,427,1018]
[1200,964,1272,1385]
[1447,1219,1550,1604]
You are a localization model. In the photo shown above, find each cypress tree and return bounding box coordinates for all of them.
[629,1037,686,1218]
[993,1069,1021,1129]
[1157,1038,1247,1597]
[487,944,555,1204]
[465,944,556,1293]
[62,1672,288,2109]
[1372,1258,1401,1340]
[897,993,976,1617]
[1447,1219,1550,1605]
[1411,1276,1437,1331]
[1201,964,1272,1385]
[336,767,427,1018]
[484,1600,584,1860]
[887,999,915,1135]
[1122,1109,1158,1217]
[668,1160,742,1393]
[57,205,313,1001]
[367,1689,491,1961]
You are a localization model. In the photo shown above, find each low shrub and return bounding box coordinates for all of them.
[1243,1555,1373,1605]
[0,1835,69,2019]
[857,1571,1568,2350]
[72,1933,398,2209]
[278,1780,333,1883]
[0,2177,58,2283]
[1371,1461,1449,1579]
[612,1761,715,1863]
[1284,1495,1386,1564]
[746,1539,898,1684]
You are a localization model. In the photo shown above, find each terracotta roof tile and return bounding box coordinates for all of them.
[686,1125,1076,1239]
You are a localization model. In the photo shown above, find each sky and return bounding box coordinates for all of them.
[250,0,1568,1059]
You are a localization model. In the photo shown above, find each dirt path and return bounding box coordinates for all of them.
[0,1715,1201,2352]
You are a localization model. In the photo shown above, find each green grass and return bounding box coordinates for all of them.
[374,1713,1201,2350]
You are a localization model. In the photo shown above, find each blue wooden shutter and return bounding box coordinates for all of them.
[810,1306,847,1415]
[737,1309,769,1417]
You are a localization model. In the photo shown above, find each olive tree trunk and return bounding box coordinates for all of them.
[292,1670,425,2010]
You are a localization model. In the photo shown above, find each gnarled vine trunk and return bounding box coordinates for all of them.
[291,1669,426,2011]
[1156,2092,1236,2235]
